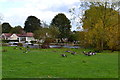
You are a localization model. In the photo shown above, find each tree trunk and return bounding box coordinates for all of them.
[100,39,104,51]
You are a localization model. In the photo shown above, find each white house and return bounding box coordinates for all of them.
[17,33,35,42]
[0,33,14,40]
[0,32,35,43]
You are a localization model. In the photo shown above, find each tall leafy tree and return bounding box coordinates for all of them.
[2,22,12,33]
[24,16,42,32]
[82,3,119,51]
[70,1,119,51]
[51,13,71,41]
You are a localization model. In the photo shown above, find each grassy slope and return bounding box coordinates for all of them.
[2,46,118,78]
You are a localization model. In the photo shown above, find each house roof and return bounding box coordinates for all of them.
[26,32,34,37]
[2,32,34,37]
[3,33,12,37]
[18,32,33,37]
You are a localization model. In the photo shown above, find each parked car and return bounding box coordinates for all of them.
[25,42,33,45]
[9,42,18,46]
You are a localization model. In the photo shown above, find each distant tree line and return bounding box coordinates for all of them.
[1,13,72,43]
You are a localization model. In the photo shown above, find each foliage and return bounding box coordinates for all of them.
[51,13,71,40]
[10,25,23,34]
[41,44,50,49]
[34,28,49,40]
[68,31,79,42]
[30,41,37,44]
[44,38,54,44]
[2,40,18,43]
[34,26,59,42]
[48,26,60,38]
[71,2,119,51]
[83,5,119,51]
[2,40,9,43]
[2,43,9,46]
[17,43,23,47]
[2,22,12,33]
[24,16,42,32]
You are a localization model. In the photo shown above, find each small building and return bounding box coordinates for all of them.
[18,33,35,43]
[0,32,35,43]
[0,33,16,40]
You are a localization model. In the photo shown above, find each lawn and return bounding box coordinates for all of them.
[2,46,118,78]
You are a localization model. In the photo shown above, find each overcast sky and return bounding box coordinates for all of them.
[0,0,81,31]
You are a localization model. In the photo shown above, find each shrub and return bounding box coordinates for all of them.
[30,41,37,44]
[25,41,28,43]
[2,43,9,46]
[17,43,23,46]
[2,40,9,43]
[41,44,50,49]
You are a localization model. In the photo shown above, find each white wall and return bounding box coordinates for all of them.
[9,34,18,40]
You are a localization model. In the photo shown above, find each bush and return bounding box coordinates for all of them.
[25,41,28,43]
[2,40,9,43]
[41,44,50,49]
[2,40,19,43]
[30,41,37,44]
[17,43,23,46]
[40,38,54,49]
[2,43,9,46]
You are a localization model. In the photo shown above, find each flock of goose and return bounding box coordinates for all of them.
[13,46,97,57]
[61,50,97,57]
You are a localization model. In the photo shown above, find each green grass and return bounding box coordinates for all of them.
[2,46,118,78]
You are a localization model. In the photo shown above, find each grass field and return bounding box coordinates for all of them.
[2,46,118,78]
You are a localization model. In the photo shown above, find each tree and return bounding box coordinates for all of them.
[34,26,59,41]
[82,3,119,51]
[70,1,120,51]
[24,16,42,32]
[34,27,59,48]
[34,28,49,41]
[10,25,24,34]
[48,26,60,39]
[2,22,12,33]
[68,31,79,42]
[51,13,71,42]
[105,13,119,51]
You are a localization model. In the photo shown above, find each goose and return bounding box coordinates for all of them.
[71,52,76,55]
[61,54,67,57]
